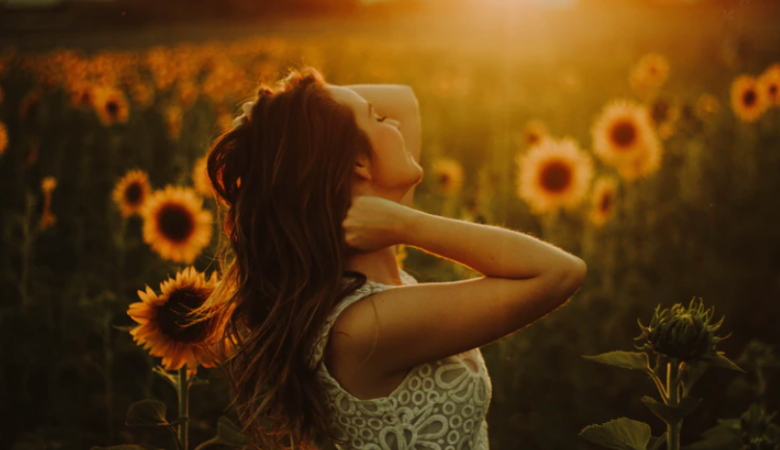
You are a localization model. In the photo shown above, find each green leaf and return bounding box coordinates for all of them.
[579,417,652,450]
[706,351,746,373]
[215,416,249,448]
[193,417,248,450]
[125,399,171,427]
[152,366,178,389]
[582,351,651,373]
[683,419,740,450]
[641,396,702,425]
[648,432,667,450]
[112,324,137,332]
[698,419,741,441]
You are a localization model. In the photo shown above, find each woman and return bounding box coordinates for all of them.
[196,66,587,450]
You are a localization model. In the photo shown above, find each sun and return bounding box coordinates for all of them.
[532,0,579,8]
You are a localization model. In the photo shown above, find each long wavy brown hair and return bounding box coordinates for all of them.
[188,66,377,450]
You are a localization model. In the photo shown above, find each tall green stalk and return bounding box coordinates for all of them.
[667,360,681,450]
[178,367,190,450]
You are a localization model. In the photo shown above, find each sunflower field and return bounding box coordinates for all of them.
[1,1,780,449]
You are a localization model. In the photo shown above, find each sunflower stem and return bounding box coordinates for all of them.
[177,367,190,450]
[666,360,682,450]
[103,311,115,442]
[651,374,668,403]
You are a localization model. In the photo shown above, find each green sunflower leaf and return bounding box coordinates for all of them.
[706,351,746,373]
[648,432,667,450]
[579,417,652,450]
[582,351,652,373]
[642,396,702,425]
[192,416,248,450]
[125,399,171,427]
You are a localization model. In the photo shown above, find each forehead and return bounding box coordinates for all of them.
[325,85,366,112]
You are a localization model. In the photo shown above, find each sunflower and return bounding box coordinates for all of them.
[92,85,130,126]
[629,53,670,100]
[176,79,200,109]
[192,156,213,197]
[730,75,768,123]
[141,185,213,264]
[515,137,594,215]
[695,93,720,119]
[592,99,661,169]
[128,81,156,109]
[128,266,223,372]
[112,169,153,218]
[758,63,780,106]
[616,138,663,182]
[588,176,618,227]
[648,97,680,140]
[165,104,183,141]
[0,121,7,156]
[68,81,95,110]
[431,157,464,195]
[522,120,548,148]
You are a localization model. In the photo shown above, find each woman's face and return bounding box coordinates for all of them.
[325,85,423,202]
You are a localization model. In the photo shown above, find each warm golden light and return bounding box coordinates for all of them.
[478,0,580,8]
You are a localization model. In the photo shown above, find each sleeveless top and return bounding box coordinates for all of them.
[307,268,492,450]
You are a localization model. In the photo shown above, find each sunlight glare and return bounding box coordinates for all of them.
[481,0,579,8]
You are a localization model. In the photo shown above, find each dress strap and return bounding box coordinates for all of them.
[307,268,417,370]
[308,280,385,370]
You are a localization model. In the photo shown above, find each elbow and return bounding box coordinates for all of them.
[552,257,587,302]
[399,85,419,111]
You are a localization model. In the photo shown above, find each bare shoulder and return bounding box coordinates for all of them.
[330,272,578,382]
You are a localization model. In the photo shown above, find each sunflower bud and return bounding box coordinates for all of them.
[634,297,731,362]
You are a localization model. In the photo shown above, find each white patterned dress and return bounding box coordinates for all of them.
[307,269,492,450]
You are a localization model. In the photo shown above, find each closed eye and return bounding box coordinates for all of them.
[369,103,388,123]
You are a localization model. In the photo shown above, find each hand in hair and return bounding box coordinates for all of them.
[342,195,415,252]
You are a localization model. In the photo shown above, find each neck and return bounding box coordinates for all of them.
[344,246,402,286]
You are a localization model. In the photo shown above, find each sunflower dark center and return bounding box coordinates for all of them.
[651,101,669,124]
[599,192,613,213]
[769,84,778,98]
[158,203,195,242]
[439,173,451,185]
[611,120,637,149]
[124,182,143,205]
[106,100,119,118]
[743,90,756,107]
[157,287,211,344]
[540,160,571,193]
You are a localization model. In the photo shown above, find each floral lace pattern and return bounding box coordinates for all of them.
[308,269,492,450]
